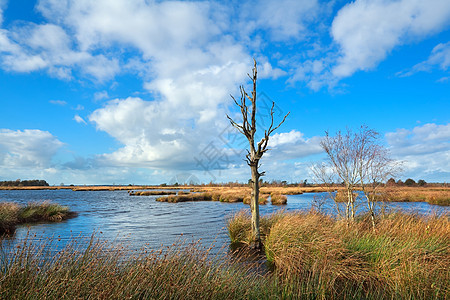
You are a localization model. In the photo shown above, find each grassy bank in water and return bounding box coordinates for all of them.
[270,194,287,205]
[0,201,76,234]
[384,188,450,206]
[228,210,450,299]
[129,190,178,196]
[156,191,270,205]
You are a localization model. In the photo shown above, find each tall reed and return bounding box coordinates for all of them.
[228,209,450,299]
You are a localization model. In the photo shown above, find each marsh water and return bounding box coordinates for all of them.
[1,189,448,251]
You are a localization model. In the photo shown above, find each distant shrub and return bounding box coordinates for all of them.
[405,178,416,186]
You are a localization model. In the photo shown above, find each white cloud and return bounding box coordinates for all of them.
[267,130,323,160]
[270,130,305,146]
[89,97,227,170]
[73,114,86,124]
[239,0,320,41]
[0,0,6,26]
[0,129,63,168]
[49,99,67,106]
[400,42,450,76]
[94,91,109,101]
[386,123,450,181]
[0,22,120,80]
[331,0,450,78]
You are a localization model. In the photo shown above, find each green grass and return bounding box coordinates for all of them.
[0,201,75,234]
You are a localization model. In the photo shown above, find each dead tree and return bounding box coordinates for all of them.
[227,59,289,249]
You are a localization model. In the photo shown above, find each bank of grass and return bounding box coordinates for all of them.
[228,210,450,299]
[129,190,177,196]
[156,190,271,205]
[384,187,450,206]
[0,201,75,234]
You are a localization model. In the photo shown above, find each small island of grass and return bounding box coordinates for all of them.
[0,201,77,235]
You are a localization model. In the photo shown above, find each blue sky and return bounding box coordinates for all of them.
[0,0,449,185]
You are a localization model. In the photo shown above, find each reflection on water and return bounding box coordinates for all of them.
[0,190,448,251]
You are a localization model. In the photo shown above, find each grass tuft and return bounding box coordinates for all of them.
[270,193,287,205]
[0,201,76,234]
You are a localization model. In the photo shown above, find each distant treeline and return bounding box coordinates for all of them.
[0,179,49,187]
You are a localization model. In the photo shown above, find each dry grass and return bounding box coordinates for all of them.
[129,190,177,196]
[156,190,271,205]
[0,201,76,234]
[156,193,212,203]
[383,187,450,206]
[227,210,285,246]
[0,236,277,299]
[270,194,287,205]
[228,210,450,299]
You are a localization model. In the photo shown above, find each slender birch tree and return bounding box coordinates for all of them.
[227,59,289,249]
[315,126,399,227]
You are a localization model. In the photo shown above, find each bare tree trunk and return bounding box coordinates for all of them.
[250,165,261,248]
[369,203,376,231]
[227,59,289,250]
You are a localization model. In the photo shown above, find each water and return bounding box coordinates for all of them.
[0,189,448,251]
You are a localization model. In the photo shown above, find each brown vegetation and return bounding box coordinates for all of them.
[383,187,450,206]
[228,210,450,299]
[0,201,76,234]
[270,194,287,205]
[129,190,177,196]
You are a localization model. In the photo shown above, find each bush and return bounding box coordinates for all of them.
[405,178,416,186]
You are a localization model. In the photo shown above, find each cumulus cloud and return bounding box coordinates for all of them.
[239,0,320,41]
[0,129,63,168]
[0,22,119,80]
[331,0,450,78]
[267,130,323,160]
[386,123,450,181]
[89,97,227,170]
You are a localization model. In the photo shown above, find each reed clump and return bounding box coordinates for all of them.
[0,201,75,234]
[270,193,287,205]
[243,193,269,205]
[156,193,212,202]
[157,190,272,205]
[227,210,285,246]
[228,210,450,299]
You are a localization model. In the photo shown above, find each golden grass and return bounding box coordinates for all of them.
[0,236,277,299]
[129,190,177,196]
[228,210,450,299]
[270,194,287,205]
[383,187,450,206]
